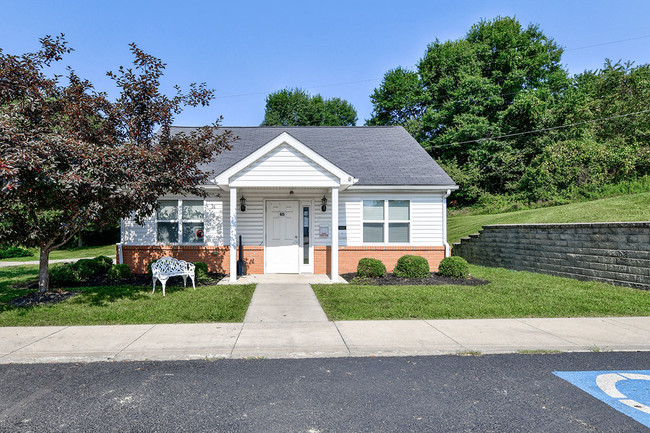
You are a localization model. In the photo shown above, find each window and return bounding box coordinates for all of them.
[302,206,310,264]
[363,200,410,243]
[156,199,204,244]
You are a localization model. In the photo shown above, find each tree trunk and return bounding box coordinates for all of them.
[38,248,51,295]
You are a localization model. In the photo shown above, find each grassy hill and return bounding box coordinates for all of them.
[448,192,650,244]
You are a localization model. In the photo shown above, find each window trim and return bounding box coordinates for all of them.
[362,199,411,245]
[156,199,205,245]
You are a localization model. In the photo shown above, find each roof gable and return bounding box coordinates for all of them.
[214,132,356,188]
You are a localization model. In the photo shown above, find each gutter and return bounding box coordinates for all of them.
[442,189,451,257]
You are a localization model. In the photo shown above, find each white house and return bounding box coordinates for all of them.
[117,126,458,282]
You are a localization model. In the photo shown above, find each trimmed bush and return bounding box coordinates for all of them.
[0,246,33,259]
[108,264,132,282]
[393,255,430,279]
[92,256,114,273]
[75,259,104,279]
[357,258,386,278]
[50,263,80,284]
[146,259,160,277]
[437,256,470,279]
[193,261,209,281]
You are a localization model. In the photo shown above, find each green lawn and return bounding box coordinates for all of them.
[0,244,117,262]
[447,192,650,244]
[0,265,255,326]
[313,265,650,321]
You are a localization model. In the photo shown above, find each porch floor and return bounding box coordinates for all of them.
[217,274,347,285]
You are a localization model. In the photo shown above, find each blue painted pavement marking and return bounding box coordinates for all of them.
[554,370,650,428]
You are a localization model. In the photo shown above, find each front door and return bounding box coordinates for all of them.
[266,200,300,273]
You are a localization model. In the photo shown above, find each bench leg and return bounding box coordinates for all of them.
[190,275,196,290]
[152,277,157,294]
[182,275,187,287]
[162,279,167,297]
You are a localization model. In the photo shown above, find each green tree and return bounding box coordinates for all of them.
[368,17,569,204]
[0,36,235,293]
[262,88,357,126]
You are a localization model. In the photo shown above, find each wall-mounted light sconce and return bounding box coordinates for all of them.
[321,195,327,212]
[240,196,246,212]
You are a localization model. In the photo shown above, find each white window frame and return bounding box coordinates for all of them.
[156,199,205,245]
[362,199,411,245]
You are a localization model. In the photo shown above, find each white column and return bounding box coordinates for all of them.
[229,187,237,282]
[331,187,339,282]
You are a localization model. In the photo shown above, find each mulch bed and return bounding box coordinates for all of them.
[6,273,226,307]
[7,289,79,307]
[341,272,490,286]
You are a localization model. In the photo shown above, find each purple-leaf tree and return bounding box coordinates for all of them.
[0,35,234,294]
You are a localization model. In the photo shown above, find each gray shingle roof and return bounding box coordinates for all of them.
[171,126,456,186]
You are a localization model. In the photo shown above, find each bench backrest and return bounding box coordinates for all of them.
[151,257,195,275]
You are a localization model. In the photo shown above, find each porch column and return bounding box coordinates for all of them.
[229,187,237,282]
[331,187,339,282]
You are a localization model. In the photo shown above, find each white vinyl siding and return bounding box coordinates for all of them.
[230,145,339,187]
[121,190,446,248]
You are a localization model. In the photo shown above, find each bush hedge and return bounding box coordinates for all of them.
[50,255,115,284]
[357,258,386,278]
[49,263,80,284]
[437,256,470,279]
[193,262,209,281]
[393,255,430,279]
[108,264,132,282]
[0,246,33,259]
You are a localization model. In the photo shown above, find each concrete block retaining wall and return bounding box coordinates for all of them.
[452,222,650,290]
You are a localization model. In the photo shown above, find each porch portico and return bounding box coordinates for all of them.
[213,132,356,283]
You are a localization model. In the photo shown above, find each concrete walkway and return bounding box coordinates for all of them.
[1,276,649,363]
[0,256,117,268]
[1,316,649,364]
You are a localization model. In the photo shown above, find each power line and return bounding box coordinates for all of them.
[211,32,650,101]
[565,34,650,51]
[429,108,650,149]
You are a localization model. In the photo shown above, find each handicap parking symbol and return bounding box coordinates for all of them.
[554,370,650,428]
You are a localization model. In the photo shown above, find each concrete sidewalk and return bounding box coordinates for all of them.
[1,316,649,364]
[0,255,117,268]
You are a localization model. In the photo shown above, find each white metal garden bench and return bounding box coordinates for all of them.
[151,257,196,296]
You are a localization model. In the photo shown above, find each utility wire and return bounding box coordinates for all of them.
[565,34,650,51]
[429,108,650,149]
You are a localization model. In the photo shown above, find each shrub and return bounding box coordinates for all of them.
[393,255,430,279]
[108,264,132,282]
[357,258,386,278]
[438,256,470,279]
[0,246,33,259]
[75,259,104,279]
[146,259,160,277]
[92,256,113,273]
[50,263,80,284]
[193,262,210,281]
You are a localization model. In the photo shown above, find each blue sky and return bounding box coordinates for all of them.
[3,1,650,126]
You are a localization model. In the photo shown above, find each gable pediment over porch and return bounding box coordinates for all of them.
[214,132,357,189]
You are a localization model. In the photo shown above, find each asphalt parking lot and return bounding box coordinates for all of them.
[0,352,648,432]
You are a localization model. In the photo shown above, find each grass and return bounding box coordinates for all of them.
[312,264,650,321]
[0,265,255,326]
[447,192,650,244]
[0,244,117,262]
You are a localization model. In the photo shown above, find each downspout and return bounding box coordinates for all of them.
[442,189,451,257]
[117,218,124,264]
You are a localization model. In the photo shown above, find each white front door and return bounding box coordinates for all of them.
[266,200,300,273]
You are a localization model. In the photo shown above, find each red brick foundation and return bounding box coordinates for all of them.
[119,244,444,275]
[314,246,446,274]
[119,245,263,274]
